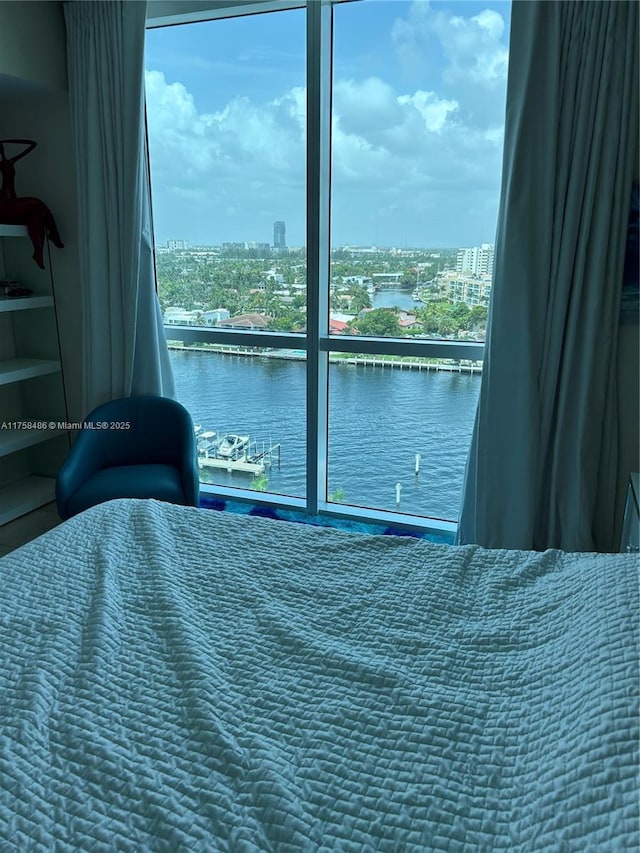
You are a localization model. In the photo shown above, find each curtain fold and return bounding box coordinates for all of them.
[457,0,638,552]
[64,0,175,413]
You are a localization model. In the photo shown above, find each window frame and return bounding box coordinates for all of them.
[147,0,486,537]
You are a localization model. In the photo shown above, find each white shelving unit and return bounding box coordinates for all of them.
[0,295,54,313]
[0,427,65,457]
[0,358,61,386]
[0,475,56,526]
[0,224,28,238]
[0,225,69,524]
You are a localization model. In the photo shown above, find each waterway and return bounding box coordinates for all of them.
[170,347,481,522]
[371,289,423,311]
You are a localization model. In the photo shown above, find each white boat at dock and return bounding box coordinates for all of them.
[197,430,219,458]
[194,427,282,475]
[217,433,250,459]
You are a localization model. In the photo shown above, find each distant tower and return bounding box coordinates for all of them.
[273,220,286,250]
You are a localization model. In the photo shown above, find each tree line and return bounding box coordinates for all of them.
[156,250,487,337]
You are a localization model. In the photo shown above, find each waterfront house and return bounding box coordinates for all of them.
[398,312,423,331]
[329,318,349,335]
[219,313,271,330]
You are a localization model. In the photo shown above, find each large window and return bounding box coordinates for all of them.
[146,0,510,532]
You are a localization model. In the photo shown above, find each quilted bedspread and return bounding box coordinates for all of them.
[0,499,637,852]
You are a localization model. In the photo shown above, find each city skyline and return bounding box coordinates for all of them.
[159,235,493,252]
[146,0,510,249]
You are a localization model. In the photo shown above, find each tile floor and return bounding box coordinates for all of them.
[0,502,62,557]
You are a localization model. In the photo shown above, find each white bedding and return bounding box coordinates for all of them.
[0,498,637,851]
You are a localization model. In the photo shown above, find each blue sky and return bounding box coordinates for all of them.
[145,0,510,248]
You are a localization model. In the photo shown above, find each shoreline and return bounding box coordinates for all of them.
[167,343,483,374]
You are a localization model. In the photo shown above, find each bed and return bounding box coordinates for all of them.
[0,498,637,851]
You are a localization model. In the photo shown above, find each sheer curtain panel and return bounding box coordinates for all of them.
[64,0,175,412]
[458,0,639,552]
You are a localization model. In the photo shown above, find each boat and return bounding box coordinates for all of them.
[412,268,423,302]
[217,433,250,459]
[197,430,219,458]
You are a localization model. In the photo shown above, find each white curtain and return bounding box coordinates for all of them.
[64,0,175,413]
[458,0,638,552]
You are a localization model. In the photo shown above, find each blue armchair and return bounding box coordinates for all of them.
[56,396,200,520]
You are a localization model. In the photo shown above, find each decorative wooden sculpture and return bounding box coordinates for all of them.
[0,139,64,269]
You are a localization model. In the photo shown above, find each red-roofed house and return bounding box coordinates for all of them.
[329,319,349,334]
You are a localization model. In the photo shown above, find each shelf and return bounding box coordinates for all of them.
[0,225,28,238]
[0,358,61,386]
[0,428,66,458]
[0,296,53,313]
[0,475,55,526]
[0,227,67,527]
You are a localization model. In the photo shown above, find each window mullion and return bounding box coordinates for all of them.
[306,0,332,515]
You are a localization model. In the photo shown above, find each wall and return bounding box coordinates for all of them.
[0,1,83,421]
[0,0,67,92]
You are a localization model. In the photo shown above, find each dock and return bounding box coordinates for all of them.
[198,456,266,475]
[333,357,482,373]
[197,437,281,477]
[168,344,483,374]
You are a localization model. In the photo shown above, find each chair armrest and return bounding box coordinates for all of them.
[55,429,104,519]
[179,426,200,505]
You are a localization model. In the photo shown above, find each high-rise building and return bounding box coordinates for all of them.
[167,239,189,251]
[456,243,494,277]
[273,221,286,250]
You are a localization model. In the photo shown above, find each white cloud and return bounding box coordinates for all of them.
[145,70,306,244]
[145,70,218,176]
[333,77,403,136]
[145,40,505,247]
[474,9,506,44]
[145,71,210,136]
[326,71,503,246]
[438,8,508,86]
[484,125,505,147]
[397,90,458,133]
[391,2,509,102]
[330,77,459,187]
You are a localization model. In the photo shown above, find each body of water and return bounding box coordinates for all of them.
[170,349,481,521]
[371,288,422,311]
